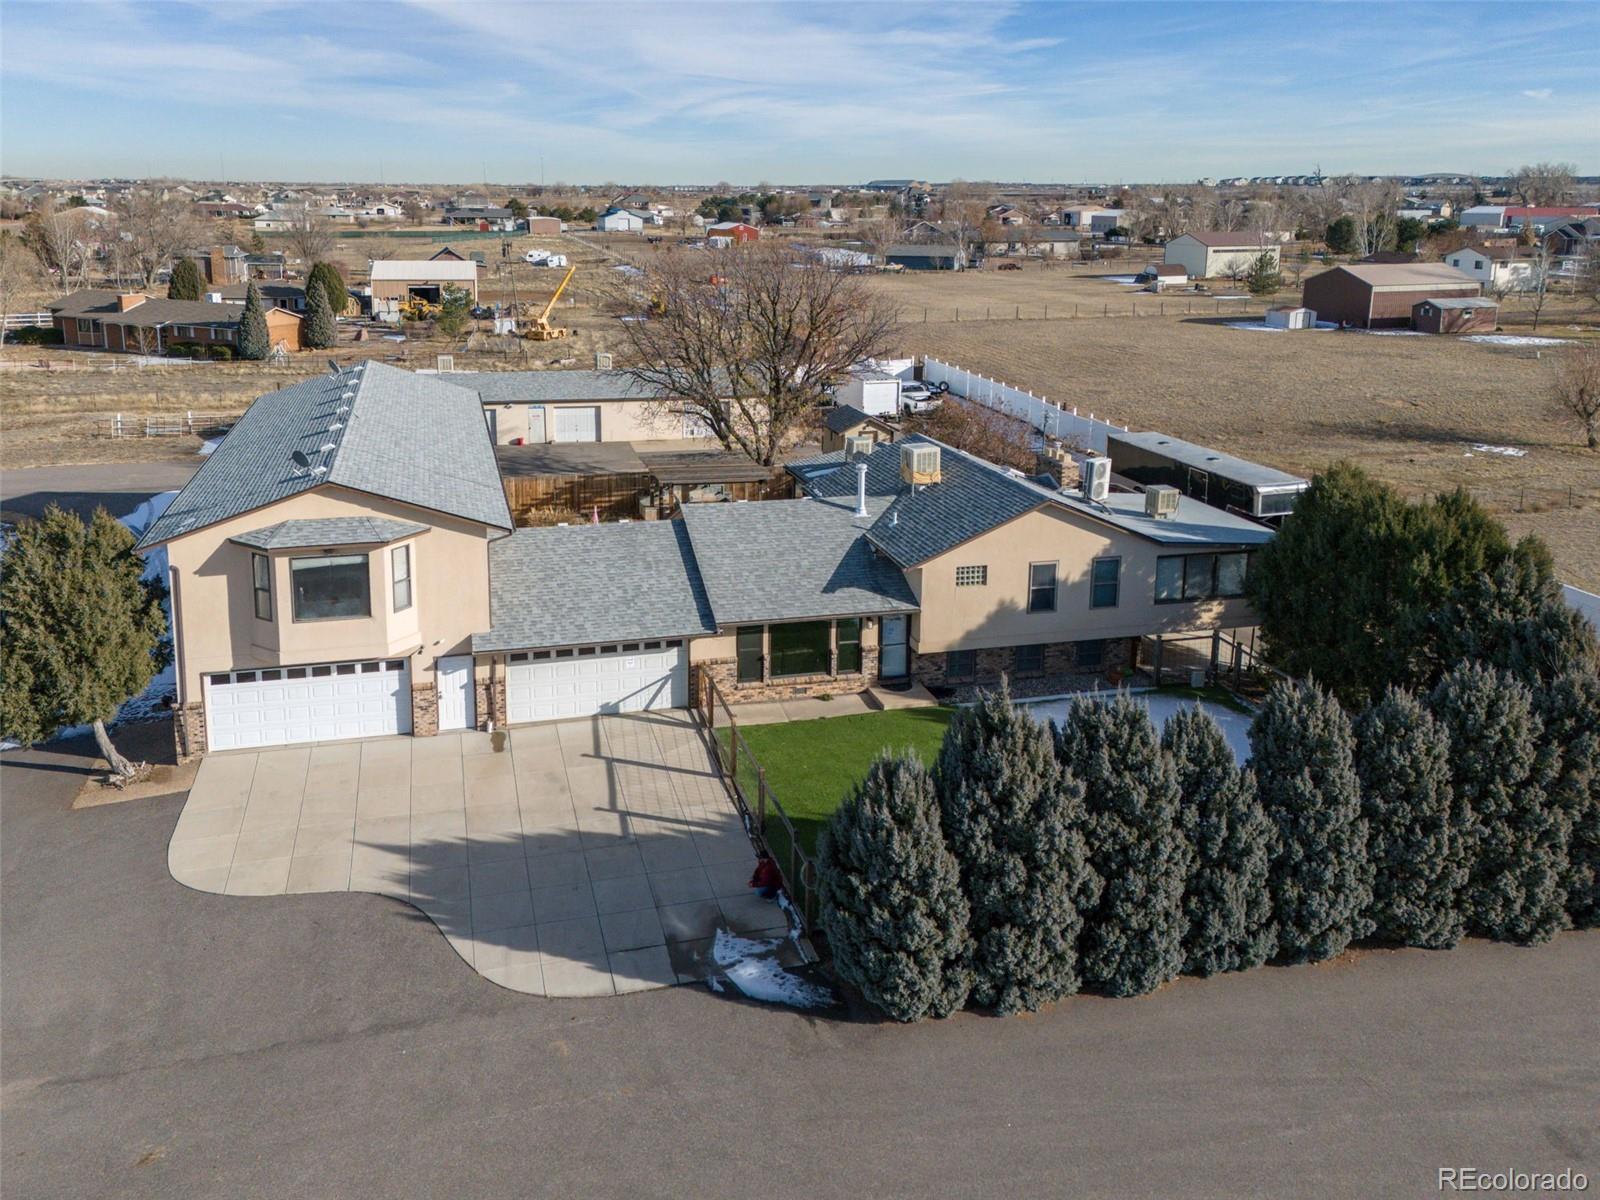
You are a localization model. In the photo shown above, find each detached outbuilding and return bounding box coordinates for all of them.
[1300,263,1480,329]
[1163,232,1277,280]
[1264,305,1315,329]
[1412,297,1497,335]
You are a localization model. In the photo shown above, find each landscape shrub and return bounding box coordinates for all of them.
[6,326,63,346]
[1536,670,1600,928]
[1354,688,1466,948]
[1161,706,1275,976]
[165,341,201,359]
[207,344,233,361]
[307,260,348,319]
[1252,679,1373,963]
[1054,695,1190,997]
[933,684,1100,1015]
[816,753,972,1022]
[1432,547,1598,686]
[1431,662,1568,944]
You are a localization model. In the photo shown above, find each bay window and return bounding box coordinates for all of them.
[290,554,370,621]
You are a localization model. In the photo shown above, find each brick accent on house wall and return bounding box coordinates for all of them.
[411,682,439,737]
[695,642,881,704]
[911,637,1135,701]
[173,702,207,763]
[475,672,507,731]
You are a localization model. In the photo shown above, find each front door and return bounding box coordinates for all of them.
[880,615,908,678]
[436,655,475,731]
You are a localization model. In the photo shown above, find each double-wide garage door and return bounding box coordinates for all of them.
[204,659,412,752]
[506,640,685,723]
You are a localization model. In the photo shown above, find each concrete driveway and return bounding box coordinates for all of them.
[167,713,784,997]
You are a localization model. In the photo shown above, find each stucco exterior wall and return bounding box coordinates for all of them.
[159,485,496,705]
[487,399,709,445]
[907,505,1257,655]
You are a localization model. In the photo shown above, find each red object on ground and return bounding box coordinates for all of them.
[749,857,782,891]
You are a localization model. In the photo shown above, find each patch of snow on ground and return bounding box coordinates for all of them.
[1096,275,1141,284]
[198,437,222,456]
[1462,334,1572,347]
[1225,320,1339,333]
[1469,444,1528,457]
[1358,328,1429,337]
[712,929,835,1009]
[1022,691,1252,764]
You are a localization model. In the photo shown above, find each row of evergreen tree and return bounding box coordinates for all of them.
[817,668,1598,1022]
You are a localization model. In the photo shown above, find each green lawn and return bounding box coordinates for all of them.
[720,707,956,860]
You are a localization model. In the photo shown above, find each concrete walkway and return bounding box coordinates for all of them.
[729,682,939,727]
[167,713,788,997]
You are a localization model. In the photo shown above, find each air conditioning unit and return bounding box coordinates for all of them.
[436,354,455,373]
[1145,484,1181,518]
[900,442,941,486]
[1079,454,1112,502]
[844,434,876,460]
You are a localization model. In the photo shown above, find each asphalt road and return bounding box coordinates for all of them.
[0,461,199,525]
[3,734,1596,1200]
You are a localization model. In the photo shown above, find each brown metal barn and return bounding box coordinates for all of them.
[1301,263,1480,329]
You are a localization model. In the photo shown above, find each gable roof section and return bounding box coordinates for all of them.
[369,259,479,282]
[442,369,662,404]
[473,522,715,652]
[680,497,918,625]
[1174,231,1268,248]
[46,289,124,316]
[1324,262,1478,289]
[791,435,1273,566]
[137,361,510,549]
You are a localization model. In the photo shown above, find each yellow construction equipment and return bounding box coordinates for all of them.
[522,264,576,340]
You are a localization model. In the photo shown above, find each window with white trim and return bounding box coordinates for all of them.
[391,544,412,612]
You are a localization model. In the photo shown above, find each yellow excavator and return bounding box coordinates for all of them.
[522,264,576,340]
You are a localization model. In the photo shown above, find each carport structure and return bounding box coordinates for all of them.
[167,713,789,997]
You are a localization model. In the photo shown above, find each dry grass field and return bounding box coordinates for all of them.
[890,307,1600,588]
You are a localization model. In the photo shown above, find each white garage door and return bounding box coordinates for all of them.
[552,406,599,442]
[204,659,412,751]
[506,640,685,723]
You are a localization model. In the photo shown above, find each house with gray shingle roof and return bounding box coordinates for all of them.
[146,362,1275,757]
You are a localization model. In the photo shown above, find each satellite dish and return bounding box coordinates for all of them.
[290,450,311,470]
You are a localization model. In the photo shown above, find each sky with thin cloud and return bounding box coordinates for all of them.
[2,0,1594,183]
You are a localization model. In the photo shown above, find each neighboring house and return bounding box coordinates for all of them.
[442,205,514,229]
[429,246,467,261]
[1460,205,1507,228]
[46,290,303,354]
[1412,297,1498,335]
[886,243,966,270]
[525,216,562,236]
[367,259,480,320]
[244,252,288,280]
[218,282,311,314]
[597,208,647,233]
[1062,206,1123,234]
[1162,232,1278,279]
[1028,229,1083,258]
[820,405,896,453]
[1443,245,1541,291]
[1461,205,1594,233]
[706,221,759,246]
[1300,263,1480,329]
[1545,218,1600,258]
[442,369,718,444]
[190,245,249,285]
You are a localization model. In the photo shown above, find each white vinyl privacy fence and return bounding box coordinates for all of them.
[921,356,1132,453]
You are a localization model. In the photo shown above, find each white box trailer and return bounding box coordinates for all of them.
[834,373,901,416]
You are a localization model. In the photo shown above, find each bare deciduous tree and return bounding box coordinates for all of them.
[611,242,901,465]
[858,215,900,265]
[1508,162,1577,207]
[283,203,335,265]
[1551,343,1600,449]
[24,203,93,292]
[917,396,1036,473]
[937,180,989,268]
[114,191,204,289]
[1524,238,1557,332]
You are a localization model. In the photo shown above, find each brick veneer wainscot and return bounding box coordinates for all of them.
[411,682,439,737]
[695,643,881,703]
[173,701,207,763]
